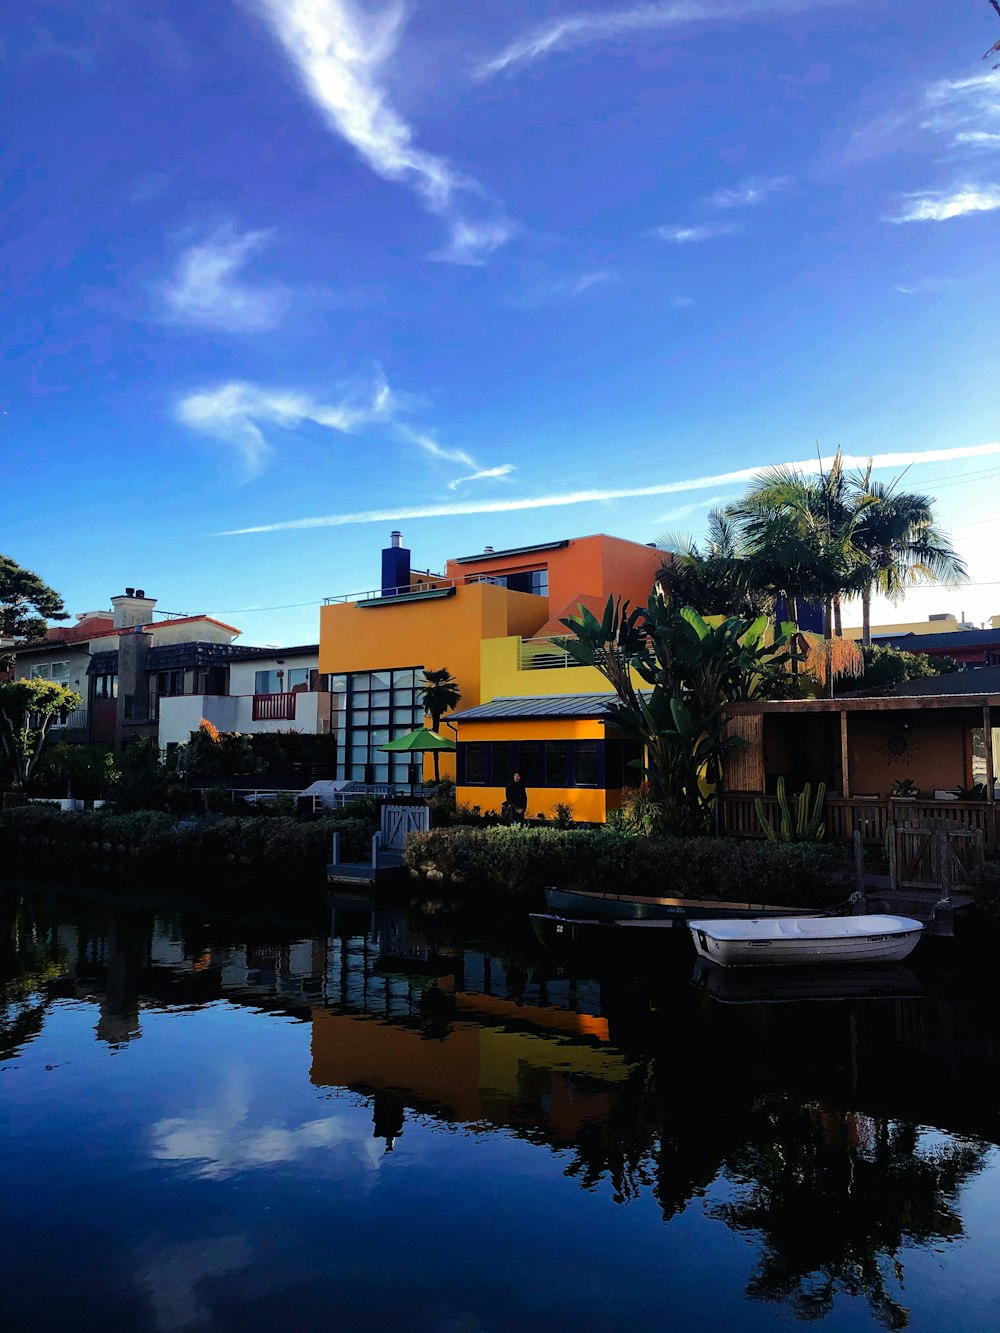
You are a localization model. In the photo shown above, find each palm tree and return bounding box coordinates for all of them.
[729,449,875,639]
[849,469,967,644]
[418,668,462,780]
[656,509,772,619]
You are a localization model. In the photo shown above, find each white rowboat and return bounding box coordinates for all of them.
[688,914,924,969]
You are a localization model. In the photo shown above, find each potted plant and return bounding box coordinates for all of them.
[890,778,918,800]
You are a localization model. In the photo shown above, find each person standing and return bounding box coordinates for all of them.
[504,771,528,824]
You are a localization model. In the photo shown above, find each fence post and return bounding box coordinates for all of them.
[330,831,340,867]
[853,829,865,897]
[888,825,898,893]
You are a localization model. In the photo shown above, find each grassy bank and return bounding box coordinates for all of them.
[404,826,851,903]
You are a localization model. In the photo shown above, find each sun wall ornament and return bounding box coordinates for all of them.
[879,727,919,768]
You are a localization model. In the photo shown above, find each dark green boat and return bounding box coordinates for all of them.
[544,886,820,922]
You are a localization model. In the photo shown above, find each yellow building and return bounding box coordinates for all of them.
[318,530,663,819]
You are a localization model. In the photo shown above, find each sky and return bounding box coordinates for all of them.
[3,0,999,645]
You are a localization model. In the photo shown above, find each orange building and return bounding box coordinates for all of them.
[318,530,663,816]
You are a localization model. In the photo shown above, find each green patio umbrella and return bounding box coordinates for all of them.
[378,726,455,754]
[379,726,456,784]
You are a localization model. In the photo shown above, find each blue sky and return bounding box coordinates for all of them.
[3,0,999,644]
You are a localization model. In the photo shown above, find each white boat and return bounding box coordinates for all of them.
[687,914,924,969]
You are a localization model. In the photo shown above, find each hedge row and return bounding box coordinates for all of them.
[0,806,372,875]
[404,826,851,904]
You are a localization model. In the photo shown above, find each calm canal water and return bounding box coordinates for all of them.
[3,879,1000,1332]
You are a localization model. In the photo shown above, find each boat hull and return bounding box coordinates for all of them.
[688,914,924,968]
[544,886,819,922]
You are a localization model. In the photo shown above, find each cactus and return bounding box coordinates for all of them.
[755,775,826,842]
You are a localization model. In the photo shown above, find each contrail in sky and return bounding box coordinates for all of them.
[214,440,1000,535]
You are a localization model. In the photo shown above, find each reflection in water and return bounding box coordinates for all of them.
[2,881,1000,1329]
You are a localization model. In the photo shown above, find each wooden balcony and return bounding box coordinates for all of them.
[722,792,998,852]
[252,692,297,722]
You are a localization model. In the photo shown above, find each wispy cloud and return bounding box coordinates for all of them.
[504,269,614,308]
[708,176,789,209]
[395,423,475,469]
[161,224,289,332]
[475,0,830,80]
[176,375,393,477]
[886,185,1000,223]
[448,463,517,491]
[922,71,1000,148]
[654,223,738,243]
[254,0,513,264]
[214,440,1000,535]
[653,495,725,524]
[177,374,514,486]
[845,70,1000,164]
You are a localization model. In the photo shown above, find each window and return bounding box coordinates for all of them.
[287,667,310,692]
[93,673,118,701]
[575,741,599,787]
[29,661,70,682]
[491,743,512,787]
[342,666,425,788]
[516,740,542,786]
[157,670,185,698]
[465,744,488,784]
[544,741,569,787]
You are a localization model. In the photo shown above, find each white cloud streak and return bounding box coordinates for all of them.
[708,176,789,208]
[886,185,1000,223]
[176,376,393,478]
[178,375,514,488]
[475,0,831,79]
[161,224,289,331]
[654,222,738,243]
[214,440,1000,535]
[254,0,512,263]
[447,463,517,491]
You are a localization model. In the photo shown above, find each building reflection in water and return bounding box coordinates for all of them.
[3,884,1000,1327]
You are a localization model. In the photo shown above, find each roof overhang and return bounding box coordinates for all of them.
[452,540,569,565]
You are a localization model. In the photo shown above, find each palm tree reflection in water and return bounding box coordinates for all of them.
[712,1104,989,1329]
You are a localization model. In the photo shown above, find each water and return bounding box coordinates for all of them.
[3,879,1000,1332]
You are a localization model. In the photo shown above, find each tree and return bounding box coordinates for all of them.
[836,644,958,695]
[560,595,793,835]
[848,471,967,645]
[418,668,462,780]
[0,556,68,663]
[656,509,772,620]
[726,450,869,693]
[0,678,83,792]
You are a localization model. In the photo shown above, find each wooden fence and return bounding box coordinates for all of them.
[722,792,998,853]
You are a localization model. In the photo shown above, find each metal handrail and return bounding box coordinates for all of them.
[323,573,511,605]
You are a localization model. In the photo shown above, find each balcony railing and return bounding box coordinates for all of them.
[324,572,526,605]
[123,694,157,723]
[52,707,88,729]
[519,637,575,670]
[252,692,297,722]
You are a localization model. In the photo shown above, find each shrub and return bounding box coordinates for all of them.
[404,825,850,902]
[970,861,1000,920]
[0,807,373,877]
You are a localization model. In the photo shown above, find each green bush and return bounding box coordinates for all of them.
[0,807,373,876]
[404,825,850,903]
[971,862,1000,920]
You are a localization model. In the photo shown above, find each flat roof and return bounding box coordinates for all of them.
[452,540,569,565]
